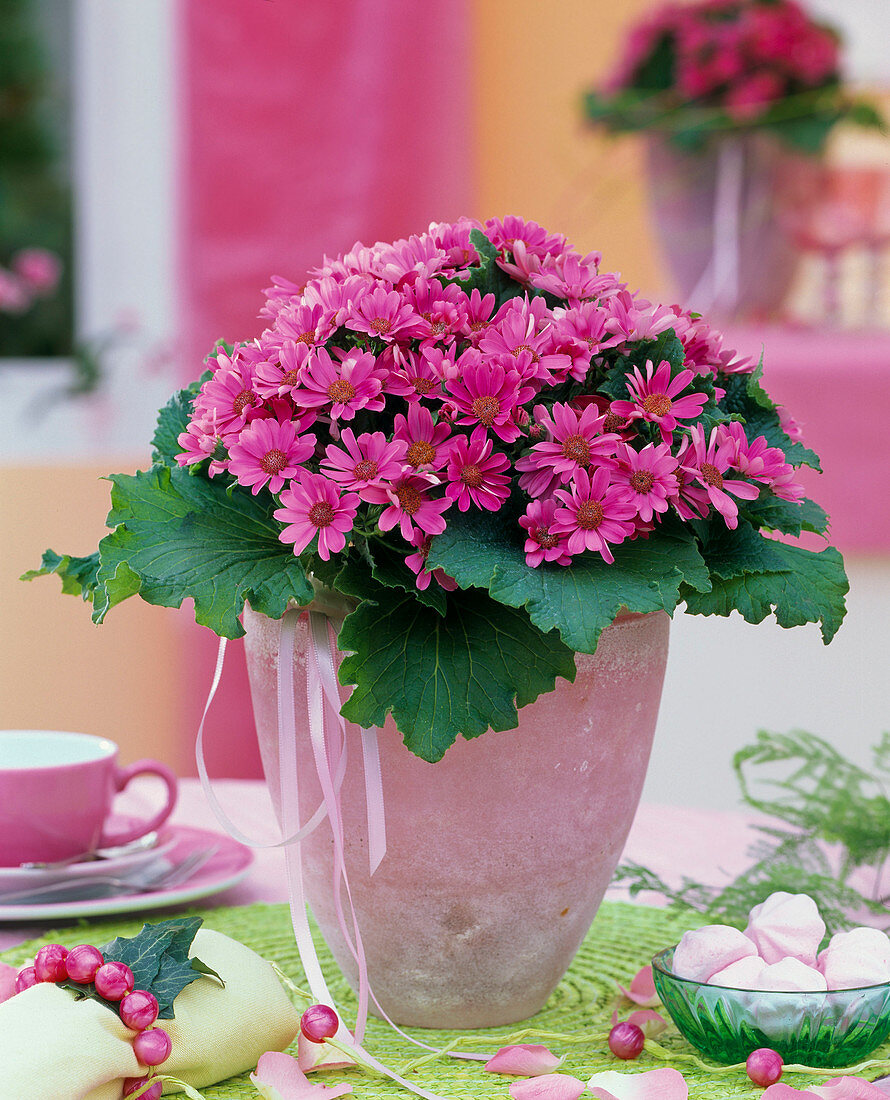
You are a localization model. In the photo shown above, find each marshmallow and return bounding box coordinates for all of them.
[758,957,827,992]
[744,892,826,966]
[708,955,768,990]
[671,925,758,982]
[818,927,890,989]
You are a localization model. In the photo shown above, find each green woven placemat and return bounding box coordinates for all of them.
[3,900,887,1098]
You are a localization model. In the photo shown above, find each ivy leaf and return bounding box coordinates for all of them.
[102,917,220,1019]
[21,549,101,600]
[681,526,848,643]
[428,507,709,654]
[337,587,575,762]
[94,465,314,638]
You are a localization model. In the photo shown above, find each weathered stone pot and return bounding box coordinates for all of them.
[244,605,669,1028]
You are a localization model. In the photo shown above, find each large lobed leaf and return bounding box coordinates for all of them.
[337,585,575,763]
[93,464,314,638]
[428,505,710,655]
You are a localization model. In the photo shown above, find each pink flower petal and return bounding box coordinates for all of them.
[761,1087,823,1099]
[0,963,17,1004]
[485,1044,565,1076]
[296,1033,357,1074]
[813,1079,890,1099]
[508,1073,588,1100]
[587,1068,688,1100]
[250,1051,353,1099]
[626,1009,668,1038]
[617,965,660,1008]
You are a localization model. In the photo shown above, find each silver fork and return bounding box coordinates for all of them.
[0,847,219,906]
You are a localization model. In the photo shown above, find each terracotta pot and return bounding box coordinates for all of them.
[644,134,817,319]
[244,605,669,1028]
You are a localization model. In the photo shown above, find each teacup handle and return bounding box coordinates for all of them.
[99,759,179,848]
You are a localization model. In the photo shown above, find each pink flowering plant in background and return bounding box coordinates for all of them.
[584,0,883,152]
[32,216,848,761]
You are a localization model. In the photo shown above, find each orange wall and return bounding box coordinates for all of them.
[470,0,662,292]
[1,465,187,772]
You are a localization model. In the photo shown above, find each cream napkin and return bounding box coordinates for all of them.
[0,929,302,1100]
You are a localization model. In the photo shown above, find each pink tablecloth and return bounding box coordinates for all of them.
[0,779,760,954]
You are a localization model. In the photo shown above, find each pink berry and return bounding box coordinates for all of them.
[14,966,38,993]
[300,1003,339,1043]
[746,1047,784,1087]
[123,1076,163,1100]
[65,944,104,984]
[132,1026,172,1067]
[120,989,160,1031]
[94,960,135,1001]
[34,944,69,983]
[608,1021,646,1060]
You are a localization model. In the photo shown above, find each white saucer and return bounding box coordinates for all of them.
[0,824,253,921]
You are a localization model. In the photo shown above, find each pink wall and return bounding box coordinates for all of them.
[176,0,474,778]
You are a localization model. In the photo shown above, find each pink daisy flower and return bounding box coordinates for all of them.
[382,345,450,402]
[404,278,469,342]
[611,359,709,444]
[194,354,263,433]
[479,298,572,384]
[405,533,459,592]
[343,285,422,342]
[718,422,805,503]
[603,291,678,344]
[551,467,638,563]
[274,302,332,351]
[274,470,359,561]
[518,498,573,567]
[294,347,386,421]
[379,474,451,541]
[529,249,616,304]
[611,442,680,523]
[445,428,512,513]
[518,402,620,489]
[227,418,316,495]
[254,341,313,399]
[446,355,535,443]
[176,411,226,474]
[484,216,568,259]
[320,428,406,504]
[677,425,761,530]
[393,403,453,472]
[458,288,496,345]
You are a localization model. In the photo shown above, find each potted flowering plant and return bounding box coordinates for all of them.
[31,216,848,1026]
[584,0,884,317]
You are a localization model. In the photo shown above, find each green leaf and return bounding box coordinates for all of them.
[428,506,709,654]
[681,526,848,643]
[337,587,575,762]
[94,465,314,637]
[102,917,215,1019]
[21,548,100,600]
[365,540,447,615]
[151,371,211,467]
[719,366,821,471]
[740,494,830,537]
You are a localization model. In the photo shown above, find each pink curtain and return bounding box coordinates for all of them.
[176,0,474,778]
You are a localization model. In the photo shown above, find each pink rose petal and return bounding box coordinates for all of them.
[296,1033,356,1074]
[626,1009,668,1037]
[0,963,17,1004]
[761,1087,823,1099]
[484,1044,565,1076]
[508,1073,587,1100]
[250,1051,353,1099]
[617,965,660,1007]
[812,1078,890,1099]
[587,1067,688,1099]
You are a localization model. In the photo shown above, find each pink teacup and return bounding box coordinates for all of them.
[0,730,178,866]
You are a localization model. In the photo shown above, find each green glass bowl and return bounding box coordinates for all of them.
[652,946,890,1067]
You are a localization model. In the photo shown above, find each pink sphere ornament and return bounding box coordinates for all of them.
[65,944,104,984]
[14,966,38,993]
[300,1003,339,1042]
[123,1076,163,1100]
[120,989,160,1031]
[94,960,135,1001]
[608,1021,645,1060]
[34,944,69,983]
[132,1026,172,1067]
[746,1047,784,1087]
